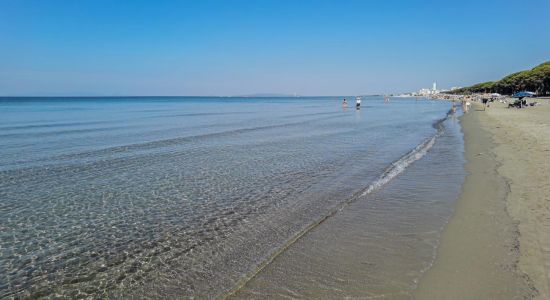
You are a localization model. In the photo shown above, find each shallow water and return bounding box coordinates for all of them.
[0,96,461,298]
[232,115,465,299]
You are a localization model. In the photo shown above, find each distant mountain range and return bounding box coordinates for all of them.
[236,93,299,97]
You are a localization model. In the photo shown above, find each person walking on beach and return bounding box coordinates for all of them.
[481,98,489,111]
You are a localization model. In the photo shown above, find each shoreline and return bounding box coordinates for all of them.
[415,101,550,298]
[227,105,466,298]
[224,113,452,299]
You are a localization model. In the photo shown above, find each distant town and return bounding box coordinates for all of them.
[394,82,461,97]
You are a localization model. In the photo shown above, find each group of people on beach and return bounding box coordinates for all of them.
[450,99,471,114]
[342,98,361,109]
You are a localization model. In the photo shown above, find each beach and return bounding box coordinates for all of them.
[416,99,550,299]
[2,0,548,298]
[2,96,549,298]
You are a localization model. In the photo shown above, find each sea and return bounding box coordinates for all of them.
[0,96,465,299]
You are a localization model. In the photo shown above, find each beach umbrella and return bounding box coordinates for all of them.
[512,91,536,108]
[513,91,536,98]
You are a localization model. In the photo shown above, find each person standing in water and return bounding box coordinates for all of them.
[342,98,348,108]
[355,97,361,109]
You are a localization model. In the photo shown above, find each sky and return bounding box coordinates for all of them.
[1,0,549,96]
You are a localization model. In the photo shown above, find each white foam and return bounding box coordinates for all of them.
[360,125,442,198]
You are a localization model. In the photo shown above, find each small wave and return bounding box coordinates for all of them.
[360,129,440,197]
[33,115,344,161]
[333,116,446,212]
[0,121,110,131]
[323,116,445,221]
[225,116,447,298]
[144,111,251,119]
[0,126,132,139]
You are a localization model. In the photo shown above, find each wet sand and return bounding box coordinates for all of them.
[416,100,550,299]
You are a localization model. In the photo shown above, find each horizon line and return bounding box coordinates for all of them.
[0,94,394,98]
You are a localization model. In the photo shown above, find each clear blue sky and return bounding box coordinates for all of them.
[1,0,549,96]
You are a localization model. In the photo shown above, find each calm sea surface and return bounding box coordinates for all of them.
[0,97,464,298]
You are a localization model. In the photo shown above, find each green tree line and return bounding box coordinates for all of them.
[448,61,550,95]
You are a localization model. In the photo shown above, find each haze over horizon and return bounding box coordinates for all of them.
[1,0,549,97]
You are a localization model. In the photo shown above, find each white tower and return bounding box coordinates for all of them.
[432,81,437,91]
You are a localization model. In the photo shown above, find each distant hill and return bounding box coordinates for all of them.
[237,93,298,97]
[449,61,550,95]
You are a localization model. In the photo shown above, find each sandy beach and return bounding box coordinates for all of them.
[416,99,550,299]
